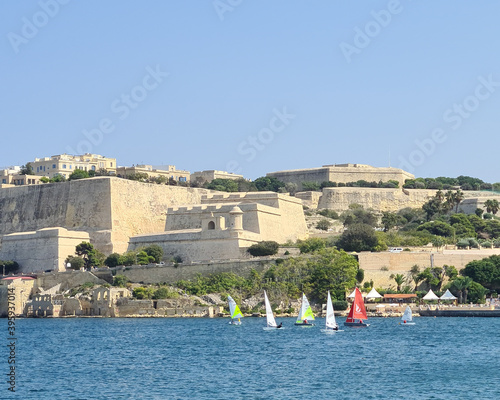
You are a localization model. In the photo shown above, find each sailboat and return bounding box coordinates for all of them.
[321,291,340,332]
[263,290,282,330]
[399,305,415,326]
[227,295,243,325]
[295,293,315,326]
[344,287,369,327]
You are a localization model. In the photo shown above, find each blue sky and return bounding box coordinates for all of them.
[1,0,500,181]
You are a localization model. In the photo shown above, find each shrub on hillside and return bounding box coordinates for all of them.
[247,241,279,257]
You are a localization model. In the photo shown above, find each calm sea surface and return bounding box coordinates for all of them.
[2,316,499,400]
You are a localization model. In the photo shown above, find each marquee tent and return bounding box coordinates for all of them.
[422,289,439,301]
[440,289,457,301]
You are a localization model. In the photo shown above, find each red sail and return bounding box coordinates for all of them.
[346,288,368,322]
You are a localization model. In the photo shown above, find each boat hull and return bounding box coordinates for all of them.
[344,321,369,327]
[294,322,315,326]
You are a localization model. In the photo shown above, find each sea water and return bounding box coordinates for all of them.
[1,317,499,400]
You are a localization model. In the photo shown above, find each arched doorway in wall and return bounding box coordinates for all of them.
[208,221,216,230]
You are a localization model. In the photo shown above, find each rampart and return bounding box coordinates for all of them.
[317,187,438,212]
[0,177,211,255]
[267,164,414,190]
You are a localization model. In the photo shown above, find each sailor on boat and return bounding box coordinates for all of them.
[277,322,283,329]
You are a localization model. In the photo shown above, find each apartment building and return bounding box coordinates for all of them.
[30,154,117,179]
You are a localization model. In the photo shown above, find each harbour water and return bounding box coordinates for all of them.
[3,317,499,399]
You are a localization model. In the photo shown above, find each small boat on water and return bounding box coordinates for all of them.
[399,306,415,326]
[227,295,243,325]
[344,287,369,327]
[321,291,341,333]
[263,291,283,330]
[295,293,315,326]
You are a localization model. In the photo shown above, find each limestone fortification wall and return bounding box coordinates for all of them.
[0,177,211,257]
[267,165,413,190]
[0,228,90,273]
[359,249,500,288]
[108,178,211,253]
[111,258,276,284]
[317,187,438,212]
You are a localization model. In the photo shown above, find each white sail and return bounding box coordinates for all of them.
[296,293,315,323]
[227,295,243,320]
[264,291,277,328]
[325,291,337,329]
[401,306,412,322]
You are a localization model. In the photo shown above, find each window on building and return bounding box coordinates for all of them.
[179,177,186,182]
[208,221,216,230]
[52,164,56,169]
[63,164,67,169]
[2,179,6,184]
[110,162,113,167]
[91,166,96,171]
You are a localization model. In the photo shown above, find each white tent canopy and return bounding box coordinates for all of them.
[422,289,439,300]
[347,289,366,298]
[365,288,382,299]
[440,289,457,300]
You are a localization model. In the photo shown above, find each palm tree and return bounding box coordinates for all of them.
[452,278,465,304]
[393,274,405,292]
[485,199,500,215]
[463,277,473,304]
[410,265,421,291]
[454,190,464,213]
[444,190,455,212]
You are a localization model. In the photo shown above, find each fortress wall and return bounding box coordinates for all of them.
[267,166,413,189]
[295,191,322,209]
[0,177,212,258]
[129,230,258,263]
[0,178,113,236]
[109,178,211,253]
[112,258,276,284]
[358,249,500,288]
[317,187,438,212]
[0,228,90,273]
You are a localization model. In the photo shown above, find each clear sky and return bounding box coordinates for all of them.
[2,0,500,181]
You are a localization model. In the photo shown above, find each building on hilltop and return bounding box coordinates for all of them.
[30,153,116,179]
[266,163,414,190]
[190,170,244,184]
[129,192,307,263]
[116,164,190,182]
[1,167,44,187]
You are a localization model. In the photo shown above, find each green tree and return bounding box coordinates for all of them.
[462,255,500,290]
[253,177,285,192]
[206,178,238,192]
[136,251,154,265]
[393,273,405,292]
[20,163,34,175]
[356,268,364,285]
[341,206,377,227]
[64,255,85,270]
[336,223,381,252]
[0,260,20,275]
[316,219,332,231]
[308,248,358,303]
[247,241,279,257]
[297,238,326,254]
[417,221,455,238]
[301,181,321,191]
[475,208,484,218]
[381,212,405,232]
[118,252,137,266]
[104,253,121,268]
[113,275,129,287]
[132,287,155,299]
[484,199,500,215]
[68,169,90,180]
[143,245,163,263]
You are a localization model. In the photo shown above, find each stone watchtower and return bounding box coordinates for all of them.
[229,206,243,237]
